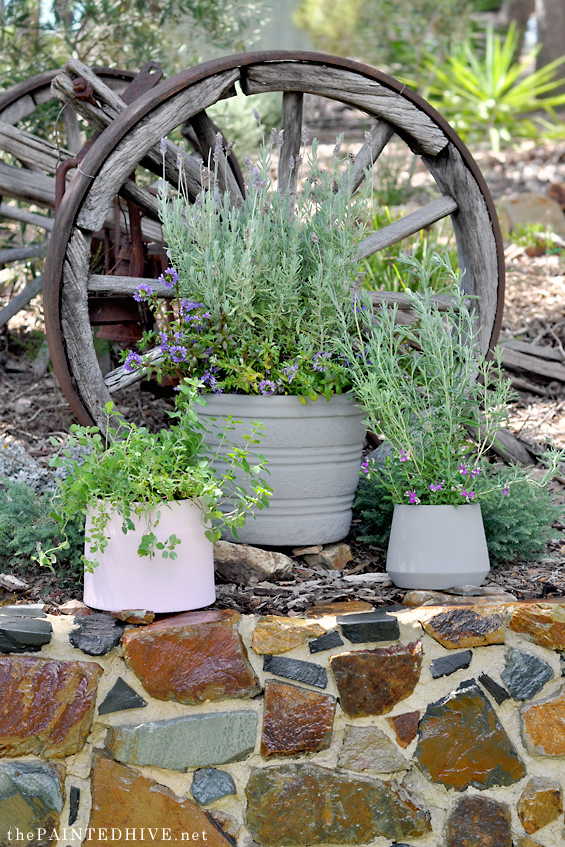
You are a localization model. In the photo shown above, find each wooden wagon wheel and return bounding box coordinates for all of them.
[43,51,505,429]
[0,66,138,329]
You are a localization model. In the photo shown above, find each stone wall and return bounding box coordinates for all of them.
[1,599,565,847]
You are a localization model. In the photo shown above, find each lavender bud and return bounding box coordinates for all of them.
[348,151,355,163]
[160,137,167,155]
[269,127,277,145]
[311,232,319,244]
[225,140,236,155]
[333,138,342,159]
[277,129,285,148]
[301,126,310,144]
[364,130,372,141]
[213,132,223,163]
[252,166,261,188]
[176,141,185,169]
[244,156,251,169]
[289,154,295,170]
[295,154,302,168]
[253,108,261,125]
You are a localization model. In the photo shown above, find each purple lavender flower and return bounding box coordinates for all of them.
[333,137,342,159]
[301,127,310,144]
[169,345,187,364]
[361,460,371,475]
[459,462,469,475]
[430,482,443,492]
[470,467,482,478]
[202,366,222,393]
[179,299,204,318]
[259,379,276,396]
[269,127,278,145]
[398,449,410,463]
[405,490,420,504]
[253,109,261,125]
[123,351,143,373]
[313,352,331,373]
[277,129,285,148]
[133,282,153,302]
[158,267,179,289]
[502,484,510,497]
[160,137,167,155]
[283,362,299,383]
[461,490,475,501]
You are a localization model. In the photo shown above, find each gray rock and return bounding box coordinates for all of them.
[479,673,511,705]
[68,786,80,825]
[263,655,327,688]
[309,630,344,654]
[0,603,46,617]
[430,650,472,679]
[0,574,29,592]
[98,677,147,715]
[501,648,554,701]
[368,442,394,467]
[213,540,292,585]
[0,760,63,812]
[0,617,52,653]
[338,725,408,773]
[303,543,353,571]
[106,711,258,770]
[338,610,400,644]
[0,436,89,494]
[190,768,237,805]
[69,613,125,656]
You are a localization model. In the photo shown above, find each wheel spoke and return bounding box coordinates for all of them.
[349,121,394,194]
[0,122,71,174]
[0,243,47,264]
[0,275,42,328]
[189,110,243,205]
[278,92,303,196]
[104,347,164,394]
[354,195,458,262]
[0,203,53,231]
[88,274,172,297]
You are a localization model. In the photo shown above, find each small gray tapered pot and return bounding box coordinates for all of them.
[386,503,490,589]
[199,392,365,546]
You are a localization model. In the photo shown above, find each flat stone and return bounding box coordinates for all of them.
[303,543,353,571]
[478,673,511,705]
[430,650,472,679]
[190,768,236,805]
[0,655,103,757]
[338,725,407,772]
[0,574,29,592]
[293,545,322,556]
[106,710,258,770]
[68,785,80,826]
[69,613,125,656]
[252,616,325,654]
[330,642,422,717]
[98,677,148,715]
[0,617,52,653]
[309,630,344,653]
[123,609,261,705]
[517,776,563,834]
[501,648,554,700]
[58,599,93,617]
[497,192,565,239]
[416,678,525,790]
[263,655,327,688]
[0,761,64,846]
[338,610,400,644]
[245,763,432,844]
[112,609,155,625]
[422,607,506,648]
[261,680,335,758]
[89,752,234,846]
[387,711,420,748]
[510,603,565,651]
[521,684,565,755]
[0,603,45,617]
[213,540,292,585]
[305,600,374,617]
[445,796,512,847]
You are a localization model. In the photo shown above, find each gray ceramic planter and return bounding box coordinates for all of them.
[199,393,365,546]
[386,503,490,589]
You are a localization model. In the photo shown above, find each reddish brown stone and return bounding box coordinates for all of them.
[245,763,432,844]
[387,711,420,748]
[521,685,565,755]
[305,600,374,618]
[261,680,336,758]
[421,607,506,648]
[112,609,155,625]
[88,752,233,846]
[253,616,325,654]
[446,797,512,847]
[330,642,422,717]
[416,679,525,790]
[0,655,103,757]
[122,609,261,705]
[510,603,565,651]
[517,776,563,833]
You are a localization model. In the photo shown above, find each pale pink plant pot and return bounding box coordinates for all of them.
[83,499,215,612]
[386,503,490,590]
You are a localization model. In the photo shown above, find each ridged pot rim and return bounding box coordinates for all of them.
[392,503,482,512]
[200,391,363,418]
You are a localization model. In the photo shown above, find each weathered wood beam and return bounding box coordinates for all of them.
[0,275,43,327]
[354,195,458,262]
[104,347,164,394]
[0,160,57,208]
[189,110,242,205]
[0,203,54,231]
[500,347,565,383]
[88,274,172,297]
[0,243,48,264]
[499,339,564,362]
[278,92,303,197]
[350,121,394,195]
[0,121,71,174]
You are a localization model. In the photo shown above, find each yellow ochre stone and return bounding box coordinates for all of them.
[517,776,563,834]
[521,685,565,756]
[252,615,325,654]
[420,605,507,649]
[510,603,565,651]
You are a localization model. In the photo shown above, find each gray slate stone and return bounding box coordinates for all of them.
[479,673,511,705]
[68,786,80,826]
[69,613,125,656]
[0,617,52,653]
[338,610,400,644]
[430,650,472,679]
[263,655,327,689]
[0,760,63,812]
[501,648,554,701]
[309,630,344,654]
[190,768,237,805]
[0,603,46,617]
[98,677,147,715]
[106,711,258,770]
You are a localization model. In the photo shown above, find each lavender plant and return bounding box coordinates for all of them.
[334,253,565,506]
[123,128,373,401]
